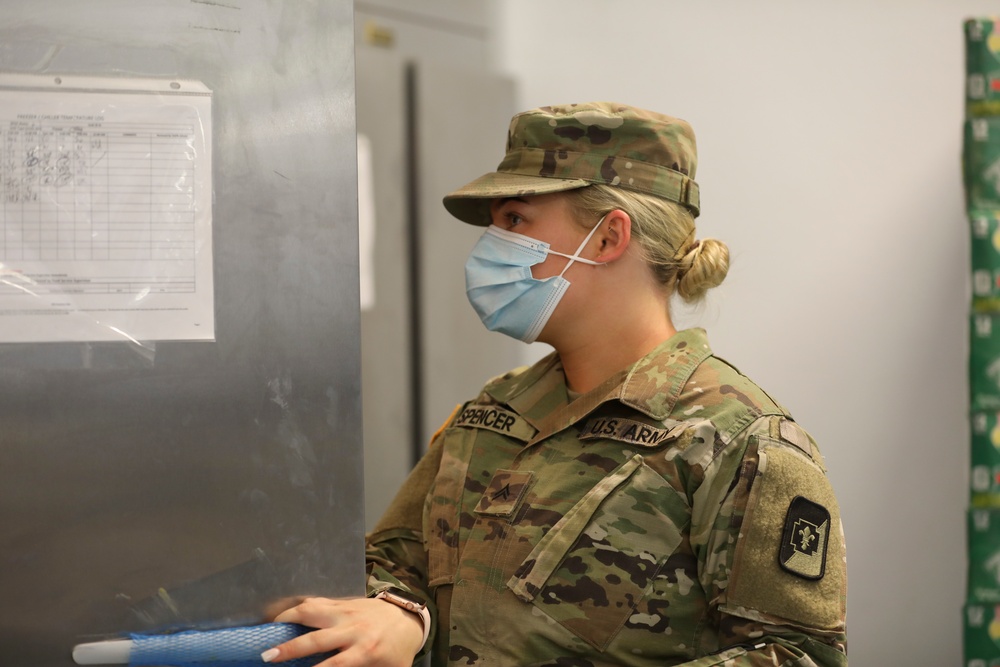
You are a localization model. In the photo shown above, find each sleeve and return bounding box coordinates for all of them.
[364,405,460,656]
[685,415,848,666]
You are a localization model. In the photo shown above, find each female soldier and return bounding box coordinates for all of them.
[263,102,848,666]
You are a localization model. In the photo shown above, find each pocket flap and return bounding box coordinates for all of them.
[507,455,643,601]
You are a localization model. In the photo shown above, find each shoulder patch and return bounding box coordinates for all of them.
[779,496,830,580]
[724,435,846,630]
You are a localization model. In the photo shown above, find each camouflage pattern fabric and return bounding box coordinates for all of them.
[366,329,848,666]
[443,102,701,226]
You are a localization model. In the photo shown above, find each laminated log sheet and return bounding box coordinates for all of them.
[0,74,213,343]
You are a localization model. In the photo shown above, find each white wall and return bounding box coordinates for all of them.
[494,2,990,664]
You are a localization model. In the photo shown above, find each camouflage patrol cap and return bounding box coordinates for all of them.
[443,101,700,225]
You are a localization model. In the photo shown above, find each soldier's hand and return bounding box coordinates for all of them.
[262,596,424,667]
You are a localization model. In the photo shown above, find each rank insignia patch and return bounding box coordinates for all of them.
[779,495,830,580]
[474,469,533,517]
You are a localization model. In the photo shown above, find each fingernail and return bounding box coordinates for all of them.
[261,648,280,663]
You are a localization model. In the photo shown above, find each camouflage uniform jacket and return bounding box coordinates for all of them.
[366,329,848,666]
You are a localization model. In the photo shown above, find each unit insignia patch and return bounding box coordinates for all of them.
[779,495,830,580]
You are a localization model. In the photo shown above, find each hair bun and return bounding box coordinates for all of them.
[676,237,729,302]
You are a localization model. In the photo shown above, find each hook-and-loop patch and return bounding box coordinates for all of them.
[779,496,830,580]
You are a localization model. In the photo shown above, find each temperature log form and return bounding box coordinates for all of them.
[0,74,213,343]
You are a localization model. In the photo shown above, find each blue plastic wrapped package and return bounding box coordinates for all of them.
[73,623,334,667]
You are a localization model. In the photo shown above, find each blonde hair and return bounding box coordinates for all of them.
[564,185,729,303]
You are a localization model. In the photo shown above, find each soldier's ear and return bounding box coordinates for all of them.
[594,209,631,262]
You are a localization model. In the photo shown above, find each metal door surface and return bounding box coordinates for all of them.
[0,2,363,665]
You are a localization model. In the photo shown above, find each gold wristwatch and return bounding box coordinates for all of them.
[372,586,431,648]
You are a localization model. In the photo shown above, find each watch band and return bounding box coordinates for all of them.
[373,586,431,648]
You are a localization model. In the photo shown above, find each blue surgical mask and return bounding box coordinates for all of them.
[464,217,606,343]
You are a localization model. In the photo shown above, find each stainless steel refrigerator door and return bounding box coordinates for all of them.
[0,2,364,665]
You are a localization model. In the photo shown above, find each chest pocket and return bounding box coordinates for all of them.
[424,405,536,589]
[506,455,690,651]
[424,425,476,589]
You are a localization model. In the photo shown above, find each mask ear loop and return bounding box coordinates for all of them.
[553,214,608,278]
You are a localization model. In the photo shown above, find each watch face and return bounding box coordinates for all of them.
[384,586,425,607]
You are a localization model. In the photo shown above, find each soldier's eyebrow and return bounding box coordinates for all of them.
[491,197,530,216]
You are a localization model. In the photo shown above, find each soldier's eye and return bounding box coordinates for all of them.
[505,212,523,228]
